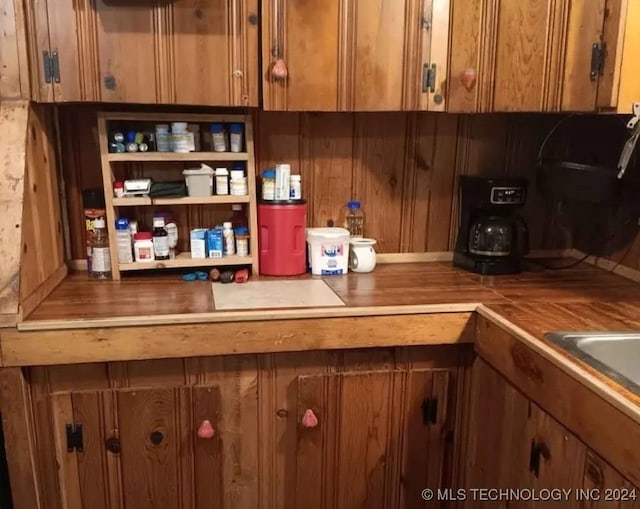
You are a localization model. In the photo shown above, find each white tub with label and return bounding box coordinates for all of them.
[306,227,350,275]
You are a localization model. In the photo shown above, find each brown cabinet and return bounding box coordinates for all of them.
[261,0,450,111]
[464,359,640,508]
[27,0,259,105]
[448,0,631,112]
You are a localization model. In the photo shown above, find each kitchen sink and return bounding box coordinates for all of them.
[545,332,640,394]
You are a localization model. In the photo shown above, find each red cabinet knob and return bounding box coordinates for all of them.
[301,409,319,428]
[197,419,215,439]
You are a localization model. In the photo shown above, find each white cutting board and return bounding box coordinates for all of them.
[212,279,345,310]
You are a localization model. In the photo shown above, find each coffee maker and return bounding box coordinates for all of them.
[453,176,529,275]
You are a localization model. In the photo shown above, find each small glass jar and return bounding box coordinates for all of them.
[235,227,250,257]
[262,169,276,200]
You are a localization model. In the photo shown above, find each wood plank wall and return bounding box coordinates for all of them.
[59,107,566,259]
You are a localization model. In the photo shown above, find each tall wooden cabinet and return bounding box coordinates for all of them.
[25,0,259,105]
[448,0,636,113]
[261,0,450,111]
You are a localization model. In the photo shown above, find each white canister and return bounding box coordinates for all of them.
[349,238,377,273]
[215,168,229,195]
[306,227,350,275]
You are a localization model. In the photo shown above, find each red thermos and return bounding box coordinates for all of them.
[258,202,307,275]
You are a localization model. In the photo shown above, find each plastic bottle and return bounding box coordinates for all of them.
[210,123,228,152]
[90,218,112,279]
[290,175,302,200]
[229,123,244,152]
[228,204,248,229]
[155,124,171,152]
[344,201,364,238]
[223,222,235,255]
[115,218,133,264]
[152,217,170,260]
[171,122,192,153]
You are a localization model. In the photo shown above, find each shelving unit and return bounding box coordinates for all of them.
[97,112,259,280]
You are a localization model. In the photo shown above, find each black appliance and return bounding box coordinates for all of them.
[453,176,529,275]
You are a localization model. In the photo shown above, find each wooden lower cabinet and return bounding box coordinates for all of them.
[464,359,640,509]
[26,346,465,509]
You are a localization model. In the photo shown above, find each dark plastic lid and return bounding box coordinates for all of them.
[262,169,276,178]
[347,200,361,209]
[83,189,105,209]
[209,123,224,133]
[115,218,129,230]
[229,123,244,133]
[232,162,246,170]
[235,226,249,235]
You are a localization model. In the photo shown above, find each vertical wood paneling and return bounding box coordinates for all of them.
[118,388,179,509]
[0,0,30,100]
[353,113,408,251]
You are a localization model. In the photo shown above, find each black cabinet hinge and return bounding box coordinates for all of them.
[590,41,606,81]
[421,397,438,425]
[66,423,83,452]
[422,63,437,93]
[42,50,61,84]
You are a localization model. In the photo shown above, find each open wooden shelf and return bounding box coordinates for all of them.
[119,253,253,271]
[107,152,249,162]
[113,195,251,207]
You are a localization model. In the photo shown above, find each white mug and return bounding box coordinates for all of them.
[349,238,377,273]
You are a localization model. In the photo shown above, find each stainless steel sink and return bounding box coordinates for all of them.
[545,332,640,394]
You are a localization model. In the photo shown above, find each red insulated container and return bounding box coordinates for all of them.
[258,202,307,275]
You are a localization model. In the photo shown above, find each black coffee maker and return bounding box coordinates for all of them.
[453,176,529,275]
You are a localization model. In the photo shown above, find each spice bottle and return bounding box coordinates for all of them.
[235,227,250,257]
[83,189,106,273]
[290,175,302,200]
[223,222,235,255]
[152,217,170,260]
[90,218,112,279]
[344,201,364,238]
[134,232,154,262]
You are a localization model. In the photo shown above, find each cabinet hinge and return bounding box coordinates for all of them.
[42,50,61,84]
[590,41,606,81]
[422,63,436,93]
[421,397,438,425]
[66,423,83,452]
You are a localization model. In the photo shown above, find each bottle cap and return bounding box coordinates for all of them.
[223,222,232,229]
[155,124,169,131]
[290,175,301,181]
[229,123,244,133]
[94,218,106,228]
[134,232,152,240]
[232,162,245,170]
[153,217,165,227]
[347,200,361,209]
[115,218,129,230]
[262,169,276,178]
[216,168,229,175]
[171,122,188,132]
[232,204,243,211]
[209,123,224,133]
[113,181,124,189]
[235,227,249,235]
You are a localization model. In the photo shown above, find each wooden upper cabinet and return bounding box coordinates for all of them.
[261,0,450,111]
[448,0,631,112]
[26,0,259,105]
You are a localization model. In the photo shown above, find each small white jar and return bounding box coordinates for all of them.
[215,168,229,195]
[349,238,377,273]
[230,177,248,196]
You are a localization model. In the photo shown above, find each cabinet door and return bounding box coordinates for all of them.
[50,386,225,509]
[448,0,608,112]
[583,450,640,509]
[28,0,258,105]
[295,368,451,508]
[465,359,586,508]
[262,0,450,111]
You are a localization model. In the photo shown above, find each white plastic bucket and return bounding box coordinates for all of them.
[183,165,214,197]
[306,227,350,275]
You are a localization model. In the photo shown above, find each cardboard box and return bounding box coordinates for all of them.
[190,229,207,258]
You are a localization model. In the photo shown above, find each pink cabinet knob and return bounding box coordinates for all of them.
[301,409,319,428]
[271,58,288,80]
[197,419,215,439]
[460,68,477,90]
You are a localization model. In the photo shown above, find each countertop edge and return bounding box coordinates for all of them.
[477,304,640,425]
[17,303,481,331]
